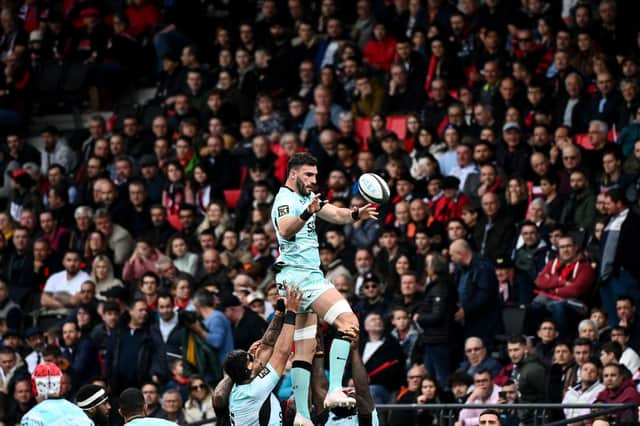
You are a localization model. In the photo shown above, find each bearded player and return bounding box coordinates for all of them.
[271,153,378,426]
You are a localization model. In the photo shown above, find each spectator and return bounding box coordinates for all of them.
[359,312,404,404]
[456,369,501,426]
[533,235,596,337]
[387,365,426,426]
[40,250,91,312]
[40,126,78,175]
[60,320,99,386]
[159,388,187,424]
[104,299,162,394]
[610,326,640,373]
[188,289,233,364]
[93,208,134,266]
[473,192,516,261]
[449,239,500,345]
[563,359,605,421]
[599,189,640,324]
[219,295,267,352]
[457,337,502,378]
[183,374,216,425]
[414,252,456,386]
[595,363,640,424]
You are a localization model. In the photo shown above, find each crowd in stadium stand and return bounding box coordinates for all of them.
[2,0,640,425]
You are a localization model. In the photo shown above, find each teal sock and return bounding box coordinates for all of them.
[329,338,350,392]
[291,361,311,419]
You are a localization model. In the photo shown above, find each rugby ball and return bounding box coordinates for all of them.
[358,173,390,205]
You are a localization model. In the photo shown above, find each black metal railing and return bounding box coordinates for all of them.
[374,403,638,426]
[182,403,637,425]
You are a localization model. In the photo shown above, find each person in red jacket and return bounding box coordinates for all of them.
[533,235,596,337]
[595,363,640,424]
[362,23,396,73]
[430,176,469,223]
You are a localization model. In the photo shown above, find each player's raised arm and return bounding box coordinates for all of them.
[268,286,302,375]
[316,202,378,224]
[254,299,285,368]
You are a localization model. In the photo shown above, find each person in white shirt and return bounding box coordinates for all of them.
[23,327,46,373]
[611,326,640,373]
[563,360,605,420]
[40,250,91,310]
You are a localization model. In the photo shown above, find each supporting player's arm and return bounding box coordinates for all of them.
[212,375,233,412]
[310,329,328,412]
[317,202,378,224]
[350,335,375,416]
[268,287,302,375]
[256,300,285,367]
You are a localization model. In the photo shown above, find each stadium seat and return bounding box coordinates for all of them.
[224,189,241,209]
[386,115,407,140]
[574,133,594,149]
[355,117,371,144]
[501,305,527,337]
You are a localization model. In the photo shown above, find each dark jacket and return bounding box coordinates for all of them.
[517,354,548,403]
[560,188,596,235]
[61,336,100,387]
[150,316,185,383]
[473,212,516,261]
[359,336,405,393]
[613,209,640,280]
[553,95,591,134]
[456,256,500,346]
[105,324,163,394]
[415,277,456,344]
[231,309,268,351]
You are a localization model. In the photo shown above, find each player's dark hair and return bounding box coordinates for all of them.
[286,153,317,177]
[119,388,145,417]
[223,350,252,384]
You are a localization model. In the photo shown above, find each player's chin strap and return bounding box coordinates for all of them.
[294,325,317,341]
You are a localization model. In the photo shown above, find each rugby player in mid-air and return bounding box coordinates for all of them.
[271,153,378,425]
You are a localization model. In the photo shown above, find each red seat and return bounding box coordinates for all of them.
[608,128,617,142]
[355,117,372,142]
[224,189,241,209]
[574,133,594,149]
[386,115,407,140]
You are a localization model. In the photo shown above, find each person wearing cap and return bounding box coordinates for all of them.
[7,168,42,222]
[156,50,186,103]
[76,384,111,426]
[496,120,532,179]
[24,327,45,374]
[219,294,267,352]
[495,256,532,306]
[353,272,390,327]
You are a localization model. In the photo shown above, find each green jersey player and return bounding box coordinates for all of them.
[271,153,378,426]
